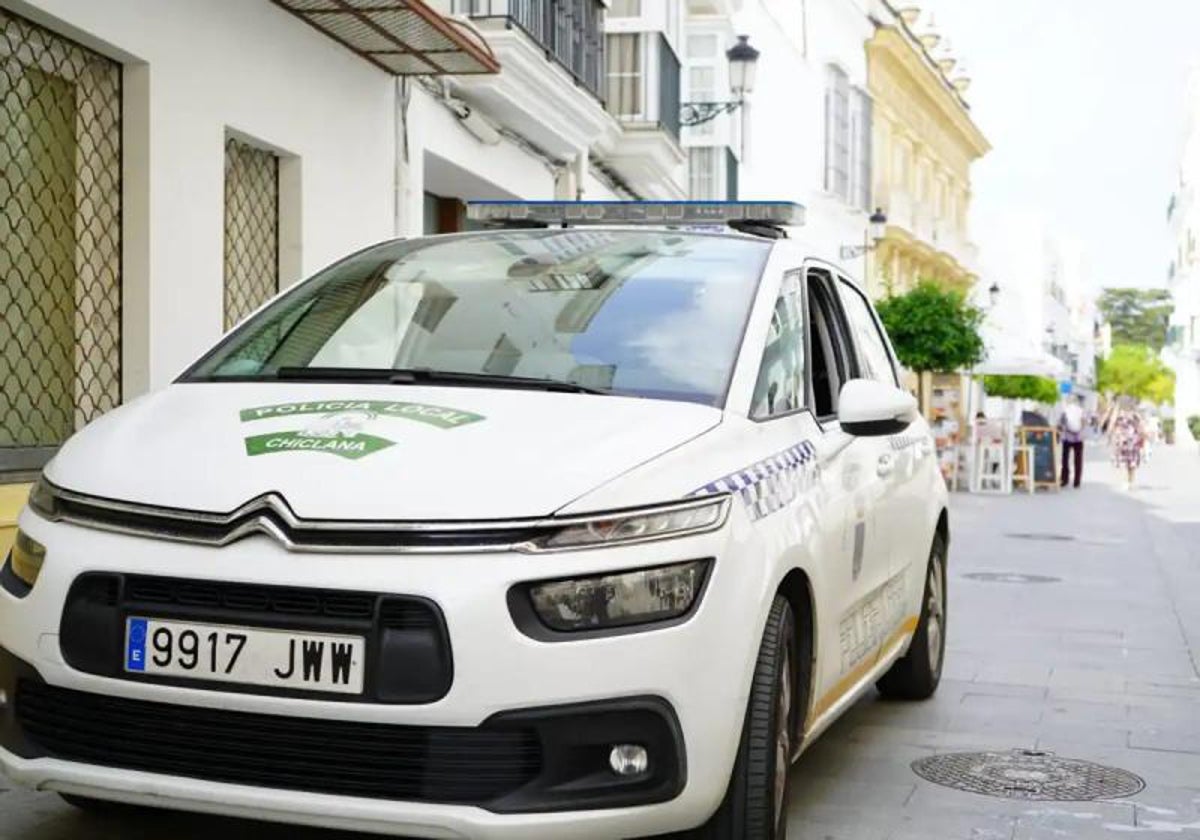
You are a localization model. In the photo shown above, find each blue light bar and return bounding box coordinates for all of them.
[466,200,805,228]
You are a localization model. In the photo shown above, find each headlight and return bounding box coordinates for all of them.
[9,529,46,589]
[527,559,711,632]
[27,476,60,521]
[530,497,729,552]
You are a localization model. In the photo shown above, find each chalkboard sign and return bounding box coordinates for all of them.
[1019,426,1058,487]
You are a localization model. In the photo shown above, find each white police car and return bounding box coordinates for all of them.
[1,202,948,839]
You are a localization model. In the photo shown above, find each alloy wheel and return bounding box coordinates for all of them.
[926,555,946,673]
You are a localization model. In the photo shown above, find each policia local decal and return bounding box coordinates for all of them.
[240,400,485,460]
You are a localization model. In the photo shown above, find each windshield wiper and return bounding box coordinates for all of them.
[273,366,610,395]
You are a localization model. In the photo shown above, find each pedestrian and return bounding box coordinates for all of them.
[1058,396,1085,488]
[1109,404,1146,491]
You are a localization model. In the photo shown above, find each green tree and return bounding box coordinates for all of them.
[875,281,985,374]
[1097,288,1173,350]
[981,375,1060,404]
[1096,344,1175,404]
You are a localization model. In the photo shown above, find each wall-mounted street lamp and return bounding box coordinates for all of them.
[839,208,888,260]
[988,281,1000,308]
[680,35,760,127]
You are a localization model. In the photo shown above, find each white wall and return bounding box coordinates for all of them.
[733,0,875,281]
[4,0,397,393]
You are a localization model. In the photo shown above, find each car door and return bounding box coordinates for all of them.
[835,275,929,636]
[801,267,894,714]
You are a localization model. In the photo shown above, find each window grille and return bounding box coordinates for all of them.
[223,137,279,330]
[0,9,121,469]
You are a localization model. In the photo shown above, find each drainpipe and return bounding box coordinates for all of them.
[394,76,411,238]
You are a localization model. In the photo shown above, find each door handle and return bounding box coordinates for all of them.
[877,453,896,477]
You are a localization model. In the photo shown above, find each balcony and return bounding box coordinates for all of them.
[885,190,976,272]
[602,31,686,198]
[438,0,619,160]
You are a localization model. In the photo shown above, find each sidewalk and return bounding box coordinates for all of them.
[785,442,1200,838]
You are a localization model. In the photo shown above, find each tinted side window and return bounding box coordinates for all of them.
[837,279,899,386]
[750,272,805,419]
[806,269,855,418]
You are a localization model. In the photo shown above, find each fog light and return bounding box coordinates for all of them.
[609,744,649,777]
[10,529,46,589]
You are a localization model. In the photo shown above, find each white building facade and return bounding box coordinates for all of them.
[1167,67,1200,434]
[740,0,876,273]
[975,212,1100,396]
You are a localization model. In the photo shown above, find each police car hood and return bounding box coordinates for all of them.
[48,383,722,520]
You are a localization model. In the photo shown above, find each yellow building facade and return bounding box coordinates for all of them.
[867,7,990,298]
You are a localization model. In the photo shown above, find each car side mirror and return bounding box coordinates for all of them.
[837,378,919,437]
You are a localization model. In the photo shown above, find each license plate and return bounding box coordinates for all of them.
[124,617,366,695]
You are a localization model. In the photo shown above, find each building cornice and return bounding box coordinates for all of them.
[868,27,990,161]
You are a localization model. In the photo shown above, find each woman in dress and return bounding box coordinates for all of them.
[1109,408,1145,490]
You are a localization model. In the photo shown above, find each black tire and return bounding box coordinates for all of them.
[691,596,798,840]
[876,532,947,700]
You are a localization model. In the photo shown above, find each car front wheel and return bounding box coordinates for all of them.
[690,595,798,840]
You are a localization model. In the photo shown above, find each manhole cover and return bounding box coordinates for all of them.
[1005,532,1076,542]
[912,750,1145,801]
[963,572,1061,584]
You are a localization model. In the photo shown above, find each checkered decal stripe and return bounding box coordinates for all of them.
[692,440,818,521]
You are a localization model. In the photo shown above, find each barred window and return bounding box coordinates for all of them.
[823,65,850,200]
[224,137,280,330]
[0,9,121,470]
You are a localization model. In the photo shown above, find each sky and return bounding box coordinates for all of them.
[919,0,1200,291]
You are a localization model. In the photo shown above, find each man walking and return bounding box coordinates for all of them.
[1059,396,1085,488]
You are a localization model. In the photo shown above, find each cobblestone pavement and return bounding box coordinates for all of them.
[2,444,1198,839]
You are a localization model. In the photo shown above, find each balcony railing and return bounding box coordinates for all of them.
[605,32,681,141]
[450,0,605,102]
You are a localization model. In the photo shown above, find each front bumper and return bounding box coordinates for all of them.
[0,509,769,838]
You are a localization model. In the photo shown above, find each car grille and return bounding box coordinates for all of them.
[16,680,541,804]
[123,575,378,620]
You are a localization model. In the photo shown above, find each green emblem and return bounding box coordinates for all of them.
[244,431,395,460]
[238,399,483,460]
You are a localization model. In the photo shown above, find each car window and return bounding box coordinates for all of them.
[749,271,805,419]
[806,269,854,419]
[184,230,771,408]
[837,277,899,387]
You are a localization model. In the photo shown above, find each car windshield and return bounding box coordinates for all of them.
[184,229,770,407]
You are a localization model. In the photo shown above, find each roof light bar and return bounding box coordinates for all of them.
[466,200,805,228]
